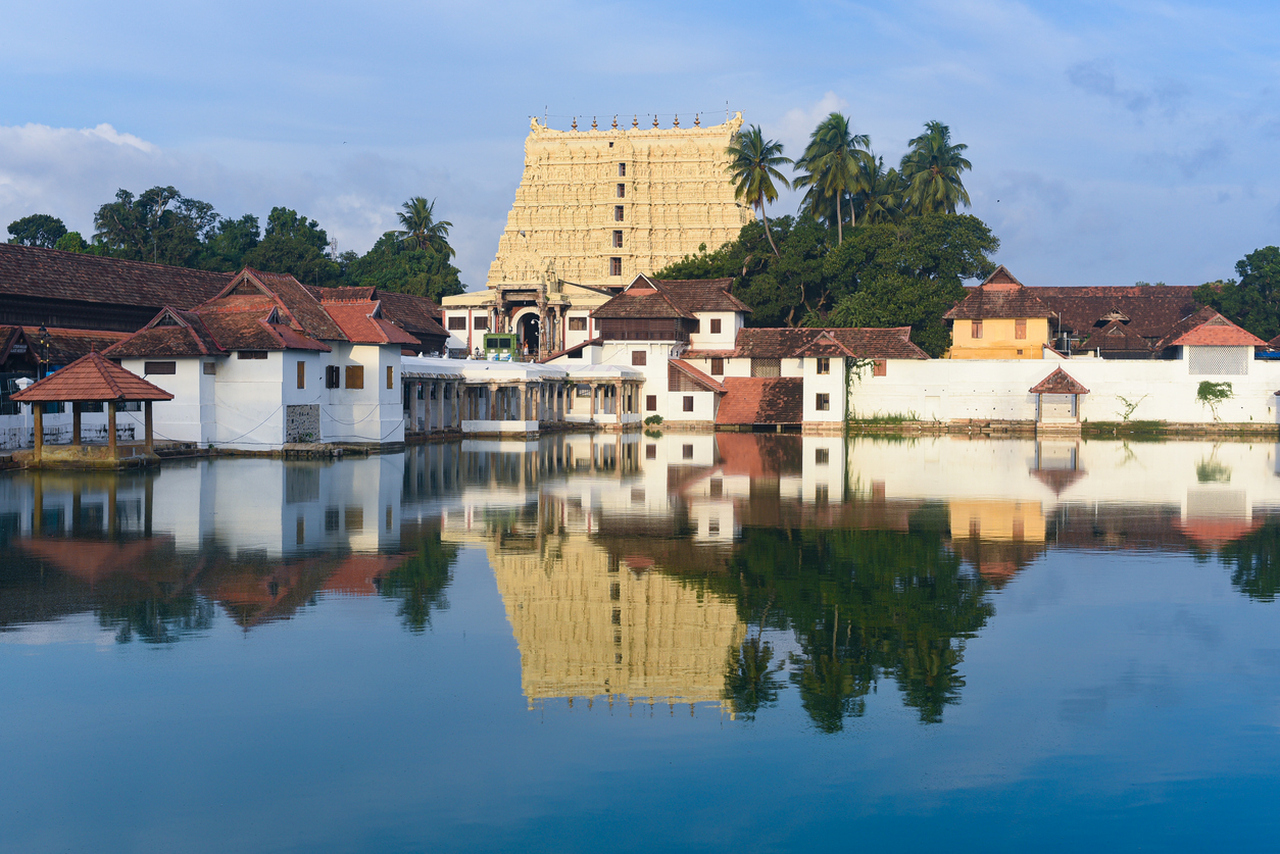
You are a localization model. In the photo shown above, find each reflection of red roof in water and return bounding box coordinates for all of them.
[19,538,167,585]
[1174,517,1263,548]
[322,554,407,596]
[1032,468,1087,496]
[713,432,770,479]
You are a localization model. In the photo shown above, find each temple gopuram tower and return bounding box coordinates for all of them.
[442,112,752,359]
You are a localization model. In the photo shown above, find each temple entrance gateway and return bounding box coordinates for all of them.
[518,314,540,359]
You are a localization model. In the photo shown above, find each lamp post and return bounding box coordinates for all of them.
[36,325,50,379]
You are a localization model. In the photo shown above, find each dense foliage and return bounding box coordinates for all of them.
[7,188,467,300]
[1194,245,1280,342]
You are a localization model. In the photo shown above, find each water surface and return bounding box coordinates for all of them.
[2,435,1279,852]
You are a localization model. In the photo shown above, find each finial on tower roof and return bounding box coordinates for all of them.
[673,114,680,128]
[694,113,700,127]
[652,114,659,128]
[592,116,597,130]
[612,115,618,129]
[632,115,638,128]
[571,117,577,131]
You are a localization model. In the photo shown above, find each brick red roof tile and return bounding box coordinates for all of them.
[205,269,347,342]
[1033,285,1201,340]
[1029,367,1090,395]
[1078,319,1154,352]
[668,359,725,393]
[593,274,750,320]
[945,267,1051,320]
[324,302,421,346]
[0,243,231,309]
[11,352,174,402]
[1169,312,1266,347]
[715,377,804,425]
[104,308,224,358]
[1,326,132,364]
[734,327,928,359]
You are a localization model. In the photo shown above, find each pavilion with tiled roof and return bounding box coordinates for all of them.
[10,352,173,467]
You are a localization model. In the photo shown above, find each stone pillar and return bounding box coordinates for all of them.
[144,401,154,453]
[32,405,43,463]
[616,381,624,425]
[487,383,497,421]
[71,402,82,446]
[590,383,598,418]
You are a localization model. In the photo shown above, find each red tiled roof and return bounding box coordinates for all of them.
[0,243,231,309]
[734,327,928,359]
[681,348,736,359]
[945,267,1051,320]
[324,302,421,346]
[1029,367,1090,395]
[1033,285,1201,340]
[715,377,804,425]
[104,308,225,358]
[11,352,174,402]
[593,274,750,319]
[0,326,132,364]
[204,269,347,342]
[1079,319,1154,352]
[1169,312,1266,347]
[373,291,448,343]
[668,359,725,393]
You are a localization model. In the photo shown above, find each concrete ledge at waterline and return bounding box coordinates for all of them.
[12,443,160,470]
[1080,421,1280,440]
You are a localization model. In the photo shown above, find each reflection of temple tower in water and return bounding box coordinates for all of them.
[486,533,745,713]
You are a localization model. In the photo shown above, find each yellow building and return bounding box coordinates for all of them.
[943,266,1051,359]
[442,113,752,357]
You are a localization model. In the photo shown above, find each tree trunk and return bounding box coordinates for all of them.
[760,203,779,257]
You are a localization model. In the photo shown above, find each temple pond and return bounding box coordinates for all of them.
[2,434,1279,852]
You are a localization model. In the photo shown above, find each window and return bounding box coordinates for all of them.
[816,393,830,411]
[144,361,176,375]
[473,316,488,330]
[645,443,656,459]
[815,448,830,465]
[631,350,646,366]
[237,351,267,360]
[710,478,722,498]
[447,316,466,330]
[618,163,626,177]
[816,357,830,375]
[971,320,983,339]
[683,395,694,412]
[568,348,583,359]
[691,319,700,333]
[569,317,587,331]
[751,358,781,377]
[1015,318,1027,339]
[646,394,657,411]
[710,318,722,334]
[710,357,724,376]
[297,360,306,389]
[682,443,693,459]
[614,205,624,222]
[387,365,394,390]
[203,362,216,376]
[345,365,364,389]
[612,230,623,248]
[325,365,340,388]
[617,183,626,198]
[610,257,622,276]
[873,359,887,377]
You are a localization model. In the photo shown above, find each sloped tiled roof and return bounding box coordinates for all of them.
[1029,367,1090,395]
[373,291,448,342]
[668,359,725,393]
[734,327,928,359]
[593,274,750,319]
[11,352,174,402]
[944,266,1051,320]
[205,269,347,342]
[1033,285,1201,340]
[1079,319,1154,352]
[715,377,804,425]
[0,326,131,364]
[1169,312,1266,347]
[324,302,421,346]
[0,243,231,309]
[103,308,225,358]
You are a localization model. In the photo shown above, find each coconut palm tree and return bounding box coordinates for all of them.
[854,156,905,225]
[899,121,972,215]
[794,112,873,244]
[397,196,455,258]
[725,125,793,256]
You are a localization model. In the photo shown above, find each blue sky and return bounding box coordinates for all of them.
[2,0,1278,292]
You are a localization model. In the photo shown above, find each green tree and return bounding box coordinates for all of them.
[345,232,465,302]
[853,156,905,225]
[899,121,972,215]
[53,231,99,254]
[795,112,873,244]
[396,196,455,258]
[7,213,67,248]
[199,214,261,271]
[821,213,999,356]
[241,206,340,286]
[93,186,217,267]
[1194,246,1280,341]
[380,530,459,633]
[725,124,793,256]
